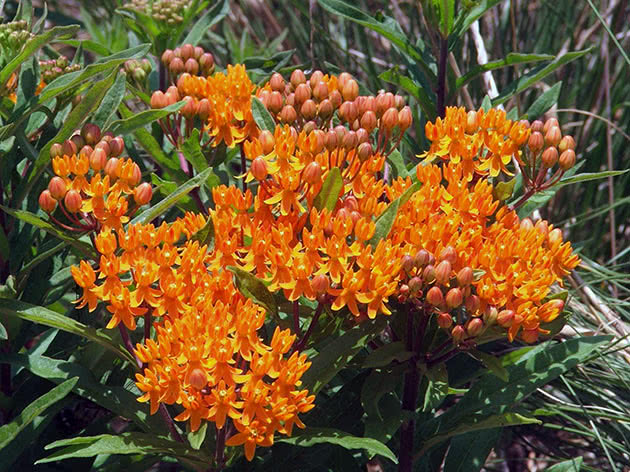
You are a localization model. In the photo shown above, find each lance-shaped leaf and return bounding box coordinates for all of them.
[313,167,343,212]
[525,82,562,120]
[226,266,278,319]
[443,428,502,472]
[380,68,437,119]
[190,215,215,251]
[107,100,187,136]
[455,53,554,89]
[368,181,421,247]
[183,0,229,45]
[362,341,413,369]
[92,71,127,128]
[251,96,276,132]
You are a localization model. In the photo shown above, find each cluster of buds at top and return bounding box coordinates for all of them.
[40,56,81,84]
[39,123,152,232]
[258,70,412,157]
[0,20,33,61]
[121,0,191,25]
[161,43,215,82]
[398,246,484,346]
[121,58,152,86]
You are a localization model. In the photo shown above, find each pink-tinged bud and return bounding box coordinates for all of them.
[535,219,549,236]
[279,105,297,124]
[62,139,77,157]
[343,195,358,212]
[311,274,330,294]
[541,146,558,168]
[313,81,329,101]
[497,309,515,328]
[133,182,152,205]
[318,99,334,119]
[435,260,452,285]
[251,157,268,181]
[360,110,377,132]
[466,318,484,337]
[79,145,94,160]
[81,123,101,146]
[197,98,211,121]
[39,190,57,213]
[50,143,64,158]
[181,96,198,119]
[451,325,466,343]
[342,79,359,102]
[437,312,453,329]
[456,267,473,287]
[294,83,311,105]
[193,46,204,60]
[445,288,463,309]
[325,130,338,151]
[545,126,562,147]
[199,53,214,74]
[161,49,174,65]
[64,189,82,213]
[422,264,436,284]
[520,218,534,231]
[129,163,142,186]
[426,286,444,307]
[150,91,167,109]
[543,117,559,134]
[71,134,85,150]
[303,161,322,184]
[398,106,413,130]
[269,72,285,92]
[188,367,207,390]
[466,110,478,133]
[266,91,283,114]
[329,89,342,109]
[305,122,318,135]
[413,249,430,268]
[342,130,358,151]
[90,148,108,171]
[300,99,317,120]
[439,246,457,265]
[338,72,352,89]
[334,125,346,143]
[184,58,199,75]
[290,69,306,88]
[528,131,544,153]
[394,94,405,109]
[381,107,399,130]
[105,158,119,179]
[169,57,184,75]
[110,137,125,157]
[312,130,326,154]
[548,228,563,246]
[408,276,422,294]
[285,92,295,108]
[558,135,576,152]
[520,329,539,344]
[531,120,544,132]
[356,128,369,144]
[558,149,576,170]
[339,101,358,123]
[401,255,414,274]
[309,70,324,89]
[180,44,194,61]
[48,176,67,200]
[398,284,410,301]
[466,295,481,315]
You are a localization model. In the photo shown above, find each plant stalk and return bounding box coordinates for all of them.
[436,36,449,118]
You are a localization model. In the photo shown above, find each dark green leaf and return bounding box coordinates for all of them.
[278,427,397,464]
[92,71,127,128]
[183,0,229,45]
[456,53,554,89]
[369,181,421,247]
[423,363,449,412]
[226,266,278,319]
[107,100,186,136]
[450,1,501,47]
[468,349,509,382]
[387,149,409,178]
[313,167,343,212]
[181,129,208,174]
[0,321,6,340]
[0,377,78,450]
[380,68,437,119]
[546,457,583,472]
[362,341,412,368]
[443,428,502,472]
[557,170,628,186]
[251,96,276,132]
[190,216,215,252]
[525,82,562,120]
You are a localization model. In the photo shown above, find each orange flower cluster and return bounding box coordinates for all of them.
[39,124,153,232]
[421,107,531,179]
[70,212,314,460]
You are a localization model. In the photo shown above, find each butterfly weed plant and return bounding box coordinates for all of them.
[0,1,626,471]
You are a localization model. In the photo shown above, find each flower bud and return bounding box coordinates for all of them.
[197,98,211,121]
[193,46,204,60]
[426,286,444,307]
[50,143,64,159]
[290,69,306,88]
[342,79,359,102]
[413,249,430,268]
[39,190,57,213]
[180,44,194,61]
[48,176,67,200]
[105,158,119,179]
[161,49,174,65]
[548,228,563,246]
[318,99,334,119]
[541,146,558,168]
[558,135,576,152]
[545,126,562,147]
[130,179,152,204]
[451,325,466,343]
[339,101,358,123]
[356,128,369,144]
[259,130,275,155]
[81,123,101,146]
[466,110,478,133]
[338,72,352,89]
[381,107,398,130]
[110,137,125,157]
[309,70,324,89]
[334,125,346,143]
[497,309,515,328]
[543,117,559,134]
[300,99,317,120]
[401,255,414,274]
[445,288,463,309]
[342,130,358,151]
[150,91,167,109]
[294,83,311,105]
[422,264,436,284]
[437,312,453,329]
[528,131,544,153]
[64,189,82,213]
[520,329,539,344]
[360,110,377,132]
[356,142,372,162]
[199,53,214,74]
[90,148,108,171]
[311,274,329,294]
[251,157,268,181]
[435,260,452,285]
[466,318,484,337]
[279,105,297,124]
[535,219,549,236]
[302,161,322,184]
[408,276,422,294]
[530,120,544,132]
[188,367,207,390]
[456,267,473,287]
[520,218,534,231]
[329,89,342,109]
[62,139,77,157]
[270,72,285,92]
[466,295,481,315]
[185,58,199,75]
[313,81,329,101]
[325,130,338,151]
[558,149,576,171]
[169,57,184,75]
[398,106,412,130]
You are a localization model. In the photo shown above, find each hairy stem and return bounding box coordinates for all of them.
[158,403,184,443]
[294,302,323,352]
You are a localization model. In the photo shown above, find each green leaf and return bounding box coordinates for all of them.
[187,422,208,450]
[417,413,540,457]
[278,427,397,464]
[0,377,78,450]
[468,349,509,382]
[0,321,6,340]
[181,129,208,174]
[546,457,584,472]
[37,432,210,464]
[557,169,629,186]
[443,428,502,472]
[182,0,229,45]
[423,362,449,412]
[226,266,278,319]
[190,216,215,252]
[313,167,343,212]
[525,82,562,120]
[480,95,492,111]
[303,318,386,394]
[492,177,517,201]
[0,205,95,258]
[455,53,554,89]
[131,167,216,224]
[361,367,406,443]
[380,67,437,119]
[368,181,421,247]
[107,100,187,136]
[387,149,409,178]
[362,341,413,368]
[0,25,80,87]
[493,49,592,106]
[59,39,112,56]
[0,299,137,366]
[251,96,276,132]
[92,71,127,128]
[450,1,501,47]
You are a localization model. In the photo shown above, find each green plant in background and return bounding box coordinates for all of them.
[0,0,628,471]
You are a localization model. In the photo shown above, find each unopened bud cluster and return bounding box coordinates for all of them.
[161,44,215,81]
[398,245,484,345]
[258,70,412,157]
[122,58,152,85]
[526,118,577,175]
[39,123,152,231]
[121,0,191,25]
[40,56,81,84]
[0,20,33,58]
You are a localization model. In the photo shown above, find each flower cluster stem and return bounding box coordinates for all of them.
[294,302,323,352]
[437,36,449,118]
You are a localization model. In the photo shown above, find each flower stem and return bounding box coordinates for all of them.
[293,300,301,336]
[294,302,323,352]
[158,403,184,443]
[437,36,449,118]
[214,425,227,470]
[118,324,141,369]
